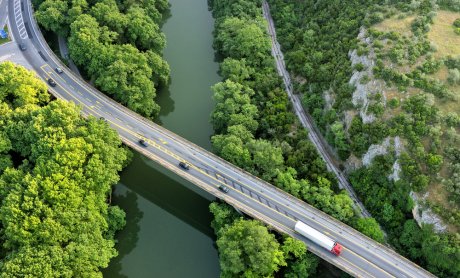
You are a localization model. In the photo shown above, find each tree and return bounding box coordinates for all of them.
[211,80,259,134]
[145,50,170,86]
[217,219,286,277]
[247,139,284,181]
[398,220,423,259]
[125,6,165,51]
[0,66,128,276]
[209,202,241,236]
[90,0,127,34]
[0,62,49,107]
[68,14,103,68]
[354,218,385,243]
[220,58,254,83]
[420,225,460,277]
[281,236,319,277]
[328,121,350,159]
[94,44,160,118]
[35,0,69,35]
[215,17,271,64]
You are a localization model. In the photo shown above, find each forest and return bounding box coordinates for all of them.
[22,0,459,276]
[268,0,460,276]
[33,0,170,119]
[208,0,385,276]
[0,62,129,276]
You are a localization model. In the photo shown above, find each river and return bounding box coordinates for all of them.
[103,0,221,277]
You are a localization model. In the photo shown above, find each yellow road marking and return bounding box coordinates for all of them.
[39,66,399,278]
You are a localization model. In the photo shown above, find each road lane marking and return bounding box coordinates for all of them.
[38,66,412,278]
[32,0,433,273]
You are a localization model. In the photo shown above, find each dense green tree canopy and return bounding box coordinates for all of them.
[211,80,259,134]
[215,17,271,64]
[217,219,286,277]
[36,0,170,119]
[0,62,128,277]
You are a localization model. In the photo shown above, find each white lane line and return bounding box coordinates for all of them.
[12,0,28,40]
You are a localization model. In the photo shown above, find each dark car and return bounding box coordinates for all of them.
[55,67,63,74]
[178,161,190,170]
[139,139,148,147]
[99,117,106,121]
[18,43,26,51]
[218,185,229,193]
[47,78,57,87]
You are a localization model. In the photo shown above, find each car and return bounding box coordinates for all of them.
[99,117,106,121]
[178,161,190,170]
[47,78,56,87]
[218,185,229,193]
[139,139,148,147]
[55,67,63,74]
[18,43,26,51]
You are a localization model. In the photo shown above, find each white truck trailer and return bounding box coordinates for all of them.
[294,221,343,256]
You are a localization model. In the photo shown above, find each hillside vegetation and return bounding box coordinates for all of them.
[268,0,460,276]
[0,62,128,277]
[207,0,387,276]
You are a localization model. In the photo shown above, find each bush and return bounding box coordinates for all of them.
[454,18,460,28]
[448,68,460,85]
[388,98,400,108]
[354,63,365,71]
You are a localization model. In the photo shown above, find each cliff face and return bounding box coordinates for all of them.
[411,191,448,233]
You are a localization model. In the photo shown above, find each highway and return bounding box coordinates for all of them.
[4,1,436,277]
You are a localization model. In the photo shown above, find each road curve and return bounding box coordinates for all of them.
[4,1,436,277]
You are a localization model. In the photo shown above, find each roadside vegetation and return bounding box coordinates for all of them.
[0,25,10,45]
[268,0,460,276]
[208,0,384,276]
[0,62,129,276]
[33,0,170,119]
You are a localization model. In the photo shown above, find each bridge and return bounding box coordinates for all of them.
[2,1,436,277]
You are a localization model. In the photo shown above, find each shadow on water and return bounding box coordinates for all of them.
[124,152,215,238]
[103,151,219,277]
[156,78,175,121]
[104,190,143,278]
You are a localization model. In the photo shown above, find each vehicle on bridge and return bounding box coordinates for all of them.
[295,221,342,256]
[178,161,190,170]
[138,139,148,147]
[18,42,27,51]
[218,184,229,193]
[47,78,56,87]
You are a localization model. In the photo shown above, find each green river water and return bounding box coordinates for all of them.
[103,0,221,277]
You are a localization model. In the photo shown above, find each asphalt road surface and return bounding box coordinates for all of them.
[3,1,436,277]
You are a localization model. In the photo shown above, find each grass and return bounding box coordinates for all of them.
[374,14,416,36]
[428,10,460,58]
[430,66,460,114]
[426,181,459,233]
[0,25,11,45]
[373,11,460,232]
